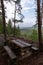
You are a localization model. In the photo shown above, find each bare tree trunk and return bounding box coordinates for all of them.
[37,0,42,51]
[42,0,43,19]
[1,0,7,44]
[14,2,16,36]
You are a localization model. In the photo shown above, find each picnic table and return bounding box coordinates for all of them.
[11,40,28,48]
[10,39,32,57]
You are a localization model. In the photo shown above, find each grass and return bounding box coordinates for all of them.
[20,30,32,39]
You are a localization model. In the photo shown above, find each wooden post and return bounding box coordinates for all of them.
[37,0,42,51]
[1,0,7,45]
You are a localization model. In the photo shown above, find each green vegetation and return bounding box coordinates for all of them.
[20,27,43,42]
[20,28,38,42]
[6,19,13,35]
[0,17,3,34]
[20,30,32,39]
[0,16,43,42]
[30,29,38,41]
[13,25,21,37]
[0,17,21,36]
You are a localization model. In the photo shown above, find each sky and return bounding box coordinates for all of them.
[4,0,37,28]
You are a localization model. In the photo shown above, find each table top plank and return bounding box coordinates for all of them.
[11,40,27,48]
[16,39,32,47]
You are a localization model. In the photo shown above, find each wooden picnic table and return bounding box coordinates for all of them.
[10,40,31,57]
[11,40,28,48]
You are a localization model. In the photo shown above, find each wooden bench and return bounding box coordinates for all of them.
[16,39,32,47]
[3,46,17,60]
[31,46,39,53]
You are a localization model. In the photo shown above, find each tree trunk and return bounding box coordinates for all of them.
[1,0,7,44]
[37,0,42,51]
[42,0,43,19]
[14,2,16,36]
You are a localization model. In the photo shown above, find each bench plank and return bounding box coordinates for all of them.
[16,39,32,47]
[4,46,17,59]
[31,47,38,51]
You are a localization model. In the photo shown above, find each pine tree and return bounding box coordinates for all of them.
[0,17,3,34]
[7,19,13,35]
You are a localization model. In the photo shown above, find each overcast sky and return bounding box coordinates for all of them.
[4,0,37,28]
